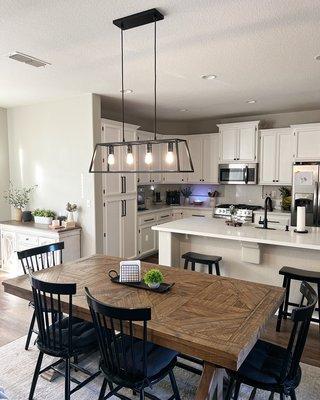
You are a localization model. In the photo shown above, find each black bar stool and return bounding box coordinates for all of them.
[276,266,320,333]
[182,252,222,275]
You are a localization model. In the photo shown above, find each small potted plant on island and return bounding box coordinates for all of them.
[144,268,164,289]
[32,209,56,225]
[3,182,37,222]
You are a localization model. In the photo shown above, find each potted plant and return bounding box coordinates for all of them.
[144,268,164,289]
[279,186,291,211]
[32,209,56,225]
[3,182,37,222]
[181,187,192,206]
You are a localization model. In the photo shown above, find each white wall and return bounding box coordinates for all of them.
[0,108,10,222]
[7,94,101,256]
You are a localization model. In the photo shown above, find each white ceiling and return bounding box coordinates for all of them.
[1,0,320,122]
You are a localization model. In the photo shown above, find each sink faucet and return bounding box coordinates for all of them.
[259,196,273,229]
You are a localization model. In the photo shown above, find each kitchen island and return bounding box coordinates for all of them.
[152,217,320,288]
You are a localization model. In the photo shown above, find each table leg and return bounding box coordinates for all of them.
[195,362,224,400]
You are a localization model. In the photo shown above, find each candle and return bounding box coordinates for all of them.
[52,219,60,228]
[296,206,306,232]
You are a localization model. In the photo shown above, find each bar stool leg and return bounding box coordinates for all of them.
[215,262,221,276]
[191,261,195,272]
[276,276,287,332]
[208,263,213,275]
[183,259,188,270]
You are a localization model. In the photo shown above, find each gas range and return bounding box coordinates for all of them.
[213,204,262,222]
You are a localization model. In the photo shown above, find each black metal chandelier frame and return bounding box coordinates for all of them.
[89,8,194,174]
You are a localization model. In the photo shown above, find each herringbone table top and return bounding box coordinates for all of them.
[3,254,284,371]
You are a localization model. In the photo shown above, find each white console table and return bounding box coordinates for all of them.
[0,221,81,275]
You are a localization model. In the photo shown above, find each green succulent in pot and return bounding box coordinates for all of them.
[143,268,164,289]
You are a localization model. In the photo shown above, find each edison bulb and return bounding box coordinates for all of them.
[107,153,115,165]
[166,150,174,164]
[145,152,153,165]
[126,152,134,165]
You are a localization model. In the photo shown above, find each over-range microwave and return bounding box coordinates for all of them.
[218,163,258,185]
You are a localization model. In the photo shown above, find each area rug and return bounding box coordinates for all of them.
[0,336,319,399]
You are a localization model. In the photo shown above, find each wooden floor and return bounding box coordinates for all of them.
[1,264,319,368]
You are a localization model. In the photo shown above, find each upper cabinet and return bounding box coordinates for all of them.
[187,134,219,184]
[292,123,320,161]
[259,128,293,185]
[218,121,260,163]
[101,119,140,196]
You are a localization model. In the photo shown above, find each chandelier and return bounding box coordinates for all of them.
[89,9,194,174]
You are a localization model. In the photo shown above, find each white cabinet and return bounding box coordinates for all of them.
[218,121,259,163]
[259,128,293,185]
[104,195,137,259]
[292,123,320,161]
[202,134,219,183]
[0,223,81,275]
[101,119,139,196]
[187,137,203,182]
[181,134,220,184]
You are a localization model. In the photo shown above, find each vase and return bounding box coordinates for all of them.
[184,197,190,206]
[210,198,216,208]
[67,211,74,222]
[13,208,22,222]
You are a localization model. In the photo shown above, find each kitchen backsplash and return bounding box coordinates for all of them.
[138,184,290,209]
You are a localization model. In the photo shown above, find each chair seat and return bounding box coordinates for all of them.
[228,340,301,388]
[279,266,320,283]
[182,252,222,264]
[101,335,178,387]
[37,316,98,356]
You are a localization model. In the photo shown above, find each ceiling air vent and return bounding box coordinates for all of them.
[8,52,50,68]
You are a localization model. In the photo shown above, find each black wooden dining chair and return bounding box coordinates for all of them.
[17,242,65,350]
[85,287,181,400]
[29,274,99,400]
[225,281,317,400]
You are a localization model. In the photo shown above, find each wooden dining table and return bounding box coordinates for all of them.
[2,254,284,400]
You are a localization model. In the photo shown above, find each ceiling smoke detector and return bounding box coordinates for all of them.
[8,52,51,68]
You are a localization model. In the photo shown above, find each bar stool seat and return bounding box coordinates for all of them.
[276,266,320,333]
[182,252,222,275]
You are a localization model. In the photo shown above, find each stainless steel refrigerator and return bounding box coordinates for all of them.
[291,162,320,226]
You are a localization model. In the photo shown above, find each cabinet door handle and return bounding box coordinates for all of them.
[121,177,124,193]
[124,200,126,217]
[121,200,126,217]
[144,218,155,222]
[124,176,127,193]
[160,214,170,218]
[192,214,205,217]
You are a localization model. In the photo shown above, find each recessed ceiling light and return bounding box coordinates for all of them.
[120,89,133,94]
[201,74,217,80]
[179,108,189,112]
[246,99,257,104]
[315,55,320,61]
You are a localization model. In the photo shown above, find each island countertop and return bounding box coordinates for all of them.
[152,217,320,251]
